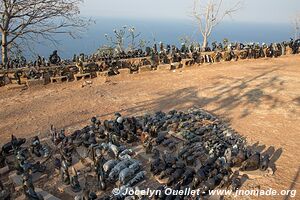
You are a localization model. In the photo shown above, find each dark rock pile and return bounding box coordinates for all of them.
[136,108,269,197]
[0,108,274,200]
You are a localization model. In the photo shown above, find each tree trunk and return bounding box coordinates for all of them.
[202,35,208,50]
[1,32,8,69]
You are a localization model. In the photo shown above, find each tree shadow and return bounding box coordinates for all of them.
[199,66,294,118]
[283,166,300,200]
[63,66,295,129]
[63,87,211,129]
[111,67,287,119]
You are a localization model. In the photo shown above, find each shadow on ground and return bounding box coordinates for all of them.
[249,142,283,173]
[283,166,300,200]
[102,66,292,119]
[200,66,289,118]
[64,66,296,129]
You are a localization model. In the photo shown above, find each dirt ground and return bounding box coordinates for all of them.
[0,55,299,199]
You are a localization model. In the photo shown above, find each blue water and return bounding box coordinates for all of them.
[31,17,294,59]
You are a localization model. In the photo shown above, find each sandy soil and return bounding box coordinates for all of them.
[0,55,299,199]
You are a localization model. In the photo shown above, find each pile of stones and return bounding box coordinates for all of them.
[0,108,273,200]
[143,108,270,199]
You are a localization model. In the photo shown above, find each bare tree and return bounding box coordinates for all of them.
[179,35,192,47]
[105,26,127,53]
[192,0,242,50]
[105,26,146,53]
[0,0,91,68]
[127,27,141,51]
[137,39,150,50]
[293,14,300,40]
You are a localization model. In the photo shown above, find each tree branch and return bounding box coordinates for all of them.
[0,0,91,63]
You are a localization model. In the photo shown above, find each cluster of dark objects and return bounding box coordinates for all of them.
[0,135,49,200]
[0,112,146,200]
[1,38,299,87]
[1,108,274,200]
[50,113,148,200]
[2,37,299,71]
[143,109,271,200]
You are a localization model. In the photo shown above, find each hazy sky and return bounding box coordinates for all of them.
[80,0,300,23]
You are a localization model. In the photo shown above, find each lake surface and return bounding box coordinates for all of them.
[32,17,294,59]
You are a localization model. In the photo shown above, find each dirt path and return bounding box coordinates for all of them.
[0,55,299,199]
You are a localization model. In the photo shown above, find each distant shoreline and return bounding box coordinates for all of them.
[25,19,293,59]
